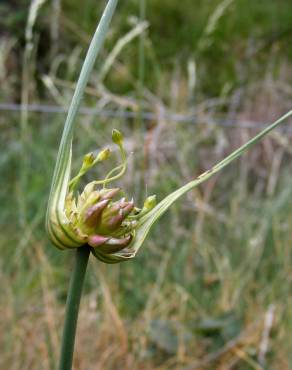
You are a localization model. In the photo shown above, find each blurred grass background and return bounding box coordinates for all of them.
[1,0,292,369]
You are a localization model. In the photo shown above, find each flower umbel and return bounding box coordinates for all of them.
[46,130,156,263]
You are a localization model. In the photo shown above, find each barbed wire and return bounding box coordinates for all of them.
[1,102,292,133]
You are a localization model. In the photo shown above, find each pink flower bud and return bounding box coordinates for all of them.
[84,199,110,228]
[100,188,120,200]
[88,235,109,247]
[106,212,124,231]
[121,202,134,218]
[97,235,132,254]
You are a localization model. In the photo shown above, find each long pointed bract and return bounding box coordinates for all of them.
[46,0,119,248]
[129,110,292,256]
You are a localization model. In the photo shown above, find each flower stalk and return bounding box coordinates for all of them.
[58,246,90,370]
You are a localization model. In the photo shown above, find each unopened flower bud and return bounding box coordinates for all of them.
[121,202,134,217]
[106,212,124,231]
[83,152,95,167]
[143,195,156,210]
[84,199,110,228]
[96,148,111,162]
[97,235,132,254]
[88,235,109,247]
[100,188,120,200]
[112,129,123,145]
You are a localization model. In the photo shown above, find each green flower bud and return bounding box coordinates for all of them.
[112,129,123,145]
[96,148,111,162]
[143,195,156,210]
[83,152,95,167]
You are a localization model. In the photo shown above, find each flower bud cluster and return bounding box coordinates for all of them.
[65,183,142,260]
[48,129,156,263]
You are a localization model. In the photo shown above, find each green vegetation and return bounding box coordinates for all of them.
[1,0,292,369]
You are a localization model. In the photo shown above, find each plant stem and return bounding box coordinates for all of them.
[58,246,90,370]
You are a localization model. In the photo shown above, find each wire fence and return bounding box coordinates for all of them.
[1,102,292,133]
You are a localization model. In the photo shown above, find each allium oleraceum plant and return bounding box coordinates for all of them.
[45,1,292,369]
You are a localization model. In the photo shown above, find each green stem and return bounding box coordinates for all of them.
[58,246,90,370]
[135,0,146,202]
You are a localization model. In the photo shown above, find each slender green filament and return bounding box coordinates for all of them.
[69,138,128,194]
